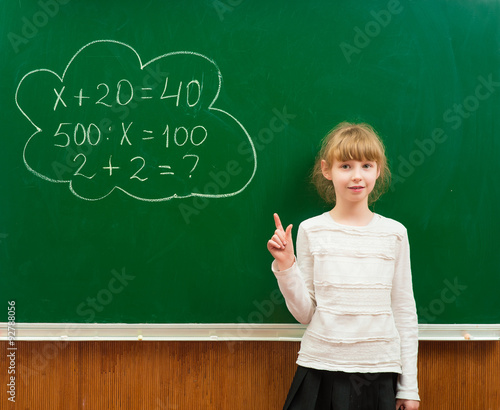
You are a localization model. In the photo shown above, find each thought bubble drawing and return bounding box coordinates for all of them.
[15,40,257,201]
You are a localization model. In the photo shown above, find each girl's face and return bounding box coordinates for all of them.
[321,158,380,205]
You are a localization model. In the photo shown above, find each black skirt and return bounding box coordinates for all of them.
[283,366,398,410]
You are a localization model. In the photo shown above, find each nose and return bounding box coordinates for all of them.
[352,166,362,181]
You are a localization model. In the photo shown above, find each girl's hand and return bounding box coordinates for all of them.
[267,213,295,271]
[396,399,419,410]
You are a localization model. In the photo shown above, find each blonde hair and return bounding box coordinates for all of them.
[311,122,391,204]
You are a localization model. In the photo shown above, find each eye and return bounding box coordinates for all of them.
[340,164,350,169]
[363,163,374,168]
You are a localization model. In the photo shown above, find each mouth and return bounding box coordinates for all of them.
[348,186,365,191]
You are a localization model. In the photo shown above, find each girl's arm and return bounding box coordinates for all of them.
[267,214,316,324]
[392,229,420,402]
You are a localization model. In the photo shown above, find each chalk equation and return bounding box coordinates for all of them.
[15,40,257,201]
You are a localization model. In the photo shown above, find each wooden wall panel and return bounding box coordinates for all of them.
[0,340,499,409]
[0,341,299,409]
[418,341,500,410]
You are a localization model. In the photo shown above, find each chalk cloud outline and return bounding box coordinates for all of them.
[15,39,257,202]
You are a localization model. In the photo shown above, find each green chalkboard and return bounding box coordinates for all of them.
[1,0,499,325]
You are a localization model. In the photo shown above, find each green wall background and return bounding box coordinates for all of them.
[1,0,499,324]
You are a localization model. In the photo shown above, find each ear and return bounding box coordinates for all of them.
[321,160,333,181]
[376,163,381,179]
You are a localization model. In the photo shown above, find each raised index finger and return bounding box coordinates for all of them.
[273,213,284,231]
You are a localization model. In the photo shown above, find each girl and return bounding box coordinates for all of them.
[267,123,420,410]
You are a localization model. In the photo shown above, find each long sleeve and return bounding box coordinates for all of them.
[391,229,420,401]
[271,213,418,386]
[271,224,316,324]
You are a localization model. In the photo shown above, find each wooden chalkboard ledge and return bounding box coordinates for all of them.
[1,323,500,341]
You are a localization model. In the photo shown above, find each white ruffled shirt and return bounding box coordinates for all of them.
[272,212,419,401]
